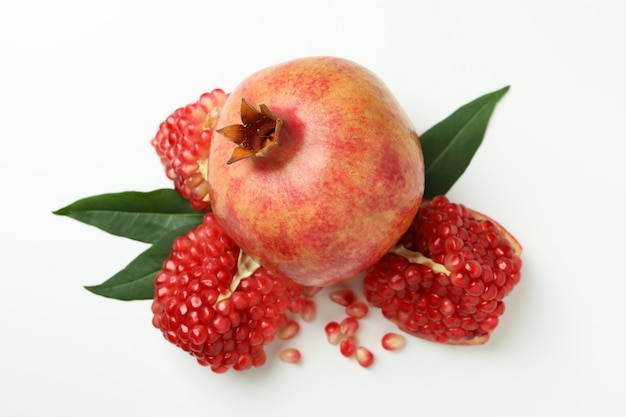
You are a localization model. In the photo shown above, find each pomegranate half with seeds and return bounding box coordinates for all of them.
[207,56,424,287]
[364,196,523,345]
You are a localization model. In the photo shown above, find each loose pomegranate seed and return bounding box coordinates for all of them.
[339,317,359,337]
[324,321,342,345]
[302,286,322,298]
[277,320,300,340]
[329,288,355,306]
[278,348,302,364]
[355,346,374,368]
[340,336,357,357]
[381,332,406,351]
[346,301,369,318]
[300,299,316,322]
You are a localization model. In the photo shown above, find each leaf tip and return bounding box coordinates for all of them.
[52,207,68,216]
[84,284,120,300]
[83,284,100,295]
[496,85,511,97]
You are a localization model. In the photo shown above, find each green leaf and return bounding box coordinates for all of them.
[420,86,510,198]
[53,189,204,243]
[84,225,192,300]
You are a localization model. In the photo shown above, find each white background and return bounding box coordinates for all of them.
[1,0,625,416]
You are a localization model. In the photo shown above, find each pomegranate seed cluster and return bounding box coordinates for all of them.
[364,195,522,344]
[151,89,228,210]
[151,196,522,371]
[151,213,306,373]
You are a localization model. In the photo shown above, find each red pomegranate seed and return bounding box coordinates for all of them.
[278,348,301,364]
[300,299,317,322]
[324,321,342,345]
[480,316,499,332]
[381,332,406,351]
[302,286,322,298]
[355,346,374,368]
[340,336,357,357]
[346,301,369,318]
[329,288,355,306]
[339,317,360,337]
[277,320,300,340]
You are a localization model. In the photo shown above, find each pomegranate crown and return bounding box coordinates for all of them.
[216,99,283,164]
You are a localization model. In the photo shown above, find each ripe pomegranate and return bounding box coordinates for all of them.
[207,56,424,287]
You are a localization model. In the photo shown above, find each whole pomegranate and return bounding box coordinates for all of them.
[207,57,424,287]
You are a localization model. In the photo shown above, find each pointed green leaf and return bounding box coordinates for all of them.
[53,189,204,243]
[420,86,510,198]
[84,225,192,300]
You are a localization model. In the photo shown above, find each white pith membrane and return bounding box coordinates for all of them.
[203,103,223,131]
[210,249,305,365]
[195,102,225,205]
[388,245,451,275]
[215,250,261,304]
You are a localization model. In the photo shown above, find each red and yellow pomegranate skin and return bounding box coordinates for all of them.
[207,57,424,287]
